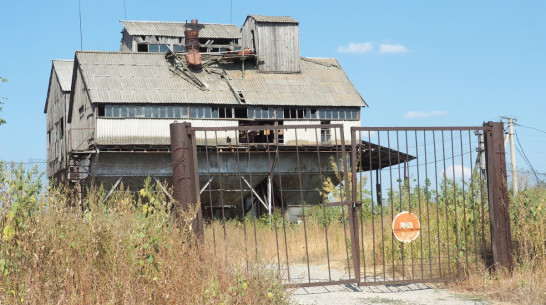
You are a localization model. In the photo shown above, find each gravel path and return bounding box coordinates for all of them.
[286,265,491,304]
[290,282,491,305]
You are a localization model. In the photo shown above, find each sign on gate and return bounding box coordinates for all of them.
[392,211,421,243]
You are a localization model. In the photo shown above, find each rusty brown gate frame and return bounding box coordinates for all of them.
[170,121,512,288]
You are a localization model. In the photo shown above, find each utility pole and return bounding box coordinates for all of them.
[501,116,518,195]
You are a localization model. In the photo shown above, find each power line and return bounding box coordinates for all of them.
[514,130,542,184]
[514,123,546,134]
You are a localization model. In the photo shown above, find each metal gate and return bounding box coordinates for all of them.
[170,122,511,288]
[350,125,503,286]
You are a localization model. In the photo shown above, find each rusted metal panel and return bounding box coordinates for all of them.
[484,121,513,271]
[170,122,203,238]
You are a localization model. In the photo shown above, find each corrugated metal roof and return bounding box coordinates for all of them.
[248,15,298,24]
[53,60,74,92]
[76,51,365,107]
[121,21,241,39]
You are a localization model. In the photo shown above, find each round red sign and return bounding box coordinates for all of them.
[392,211,421,243]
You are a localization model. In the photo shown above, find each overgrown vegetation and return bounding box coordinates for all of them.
[1,160,544,304]
[451,182,545,304]
[0,162,288,304]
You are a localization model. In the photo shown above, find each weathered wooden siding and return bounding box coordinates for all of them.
[46,70,63,177]
[45,69,71,178]
[69,68,96,152]
[242,18,300,73]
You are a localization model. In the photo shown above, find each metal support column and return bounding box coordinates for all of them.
[484,121,513,271]
[170,122,204,239]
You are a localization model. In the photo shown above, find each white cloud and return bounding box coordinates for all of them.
[403,111,448,119]
[443,164,472,181]
[337,42,374,54]
[379,43,409,54]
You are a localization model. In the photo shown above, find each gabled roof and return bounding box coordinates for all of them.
[248,15,298,24]
[44,60,74,113]
[71,51,366,108]
[120,20,241,39]
[52,60,74,92]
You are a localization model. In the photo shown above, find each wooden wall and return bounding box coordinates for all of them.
[69,67,96,152]
[45,69,70,178]
[242,18,300,73]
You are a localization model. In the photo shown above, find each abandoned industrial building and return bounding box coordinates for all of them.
[45,15,411,217]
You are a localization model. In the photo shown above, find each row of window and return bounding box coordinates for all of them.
[137,44,185,53]
[98,105,360,120]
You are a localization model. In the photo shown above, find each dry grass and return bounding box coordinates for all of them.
[0,178,288,304]
[448,184,546,304]
[450,260,546,304]
[204,216,352,270]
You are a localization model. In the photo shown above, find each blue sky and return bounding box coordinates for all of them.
[0,0,545,181]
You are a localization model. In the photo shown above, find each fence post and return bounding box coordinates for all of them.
[349,127,361,283]
[170,122,204,239]
[484,121,513,271]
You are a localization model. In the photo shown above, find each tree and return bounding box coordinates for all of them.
[0,76,6,125]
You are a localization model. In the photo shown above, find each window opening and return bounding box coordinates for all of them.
[234,108,248,119]
[98,105,105,117]
[320,121,331,143]
[160,44,170,52]
[173,45,185,52]
[59,120,64,139]
[137,44,148,52]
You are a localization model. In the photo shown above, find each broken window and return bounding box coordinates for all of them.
[98,105,105,117]
[137,44,148,52]
[234,108,248,119]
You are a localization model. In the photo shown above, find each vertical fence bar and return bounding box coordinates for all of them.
[484,122,513,271]
[349,127,361,284]
[316,127,332,282]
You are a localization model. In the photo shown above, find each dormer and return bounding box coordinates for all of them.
[241,15,300,73]
[120,20,241,53]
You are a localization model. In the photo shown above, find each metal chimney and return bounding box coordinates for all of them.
[184,19,202,69]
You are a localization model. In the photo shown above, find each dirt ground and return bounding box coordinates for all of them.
[287,265,493,304]
[290,282,492,305]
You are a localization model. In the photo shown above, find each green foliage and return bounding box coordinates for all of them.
[0,76,6,126]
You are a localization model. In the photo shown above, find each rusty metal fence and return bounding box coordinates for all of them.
[170,122,511,288]
[351,126,492,285]
[188,124,359,287]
